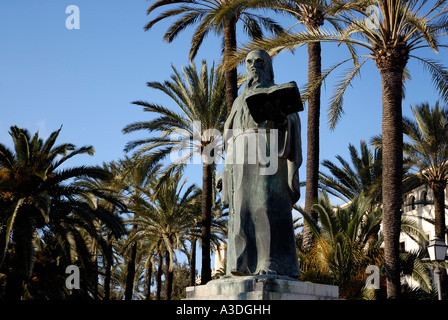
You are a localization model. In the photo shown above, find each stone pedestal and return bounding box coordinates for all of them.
[184,275,338,300]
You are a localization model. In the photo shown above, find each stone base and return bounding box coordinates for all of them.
[184,275,339,300]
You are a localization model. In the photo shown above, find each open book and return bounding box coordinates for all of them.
[245,81,303,123]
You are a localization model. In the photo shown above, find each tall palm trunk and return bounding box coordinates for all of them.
[380,68,404,299]
[93,253,99,300]
[201,154,213,284]
[145,260,153,300]
[303,40,322,251]
[432,182,448,297]
[433,183,447,243]
[124,241,137,300]
[103,233,113,300]
[189,236,197,286]
[302,7,323,251]
[5,218,29,300]
[92,247,99,300]
[224,16,238,115]
[156,251,163,300]
[164,249,173,300]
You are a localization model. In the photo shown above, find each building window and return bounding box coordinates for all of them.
[410,195,416,210]
[421,191,428,206]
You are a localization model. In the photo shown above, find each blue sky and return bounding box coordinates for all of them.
[1,0,447,211]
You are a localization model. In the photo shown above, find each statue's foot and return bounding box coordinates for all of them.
[258,269,278,275]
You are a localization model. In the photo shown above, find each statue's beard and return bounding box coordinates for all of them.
[247,68,271,89]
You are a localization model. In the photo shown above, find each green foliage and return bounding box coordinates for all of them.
[0,126,126,299]
[319,140,382,204]
[297,190,432,299]
[296,193,384,299]
[123,60,227,175]
[403,102,448,186]
[129,171,200,272]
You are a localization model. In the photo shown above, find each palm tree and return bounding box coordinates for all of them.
[224,0,448,298]
[128,171,200,300]
[0,126,125,299]
[123,60,227,284]
[76,160,142,300]
[144,0,284,114]
[297,193,384,298]
[176,170,227,286]
[318,138,425,246]
[300,1,325,252]
[111,156,160,300]
[319,139,382,205]
[403,101,448,297]
[181,202,201,287]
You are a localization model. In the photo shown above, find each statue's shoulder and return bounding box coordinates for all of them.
[233,94,245,105]
[228,94,246,115]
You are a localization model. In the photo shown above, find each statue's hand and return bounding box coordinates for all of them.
[268,100,287,128]
[275,110,287,128]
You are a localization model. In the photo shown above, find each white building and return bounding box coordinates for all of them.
[401,183,448,290]
[401,184,448,252]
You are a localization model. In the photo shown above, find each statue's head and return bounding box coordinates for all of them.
[245,50,274,88]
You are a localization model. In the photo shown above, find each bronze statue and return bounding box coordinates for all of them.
[221,50,303,277]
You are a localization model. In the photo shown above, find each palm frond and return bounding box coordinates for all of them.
[0,143,15,169]
[328,57,371,130]
[50,145,95,171]
[400,250,432,293]
[0,198,25,267]
[295,205,320,236]
[412,56,448,104]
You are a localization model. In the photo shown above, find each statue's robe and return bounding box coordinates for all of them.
[222,85,302,277]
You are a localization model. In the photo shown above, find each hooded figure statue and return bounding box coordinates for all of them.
[221,49,303,277]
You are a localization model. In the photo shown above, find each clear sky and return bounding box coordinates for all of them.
[1,0,447,211]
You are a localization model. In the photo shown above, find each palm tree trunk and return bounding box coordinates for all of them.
[432,183,447,297]
[433,183,447,243]
[302,40,322,251]
[92,248,99,300]
[189,236,197,286]
[5,223,27,300]
[103,234,113,300]
[156,251,163,300]
[201,155,213,284]
[164,250,173,300]
[124,241,137,300]
[380,68,404,299]
[145,260,153,300]
[224,16,238,115]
